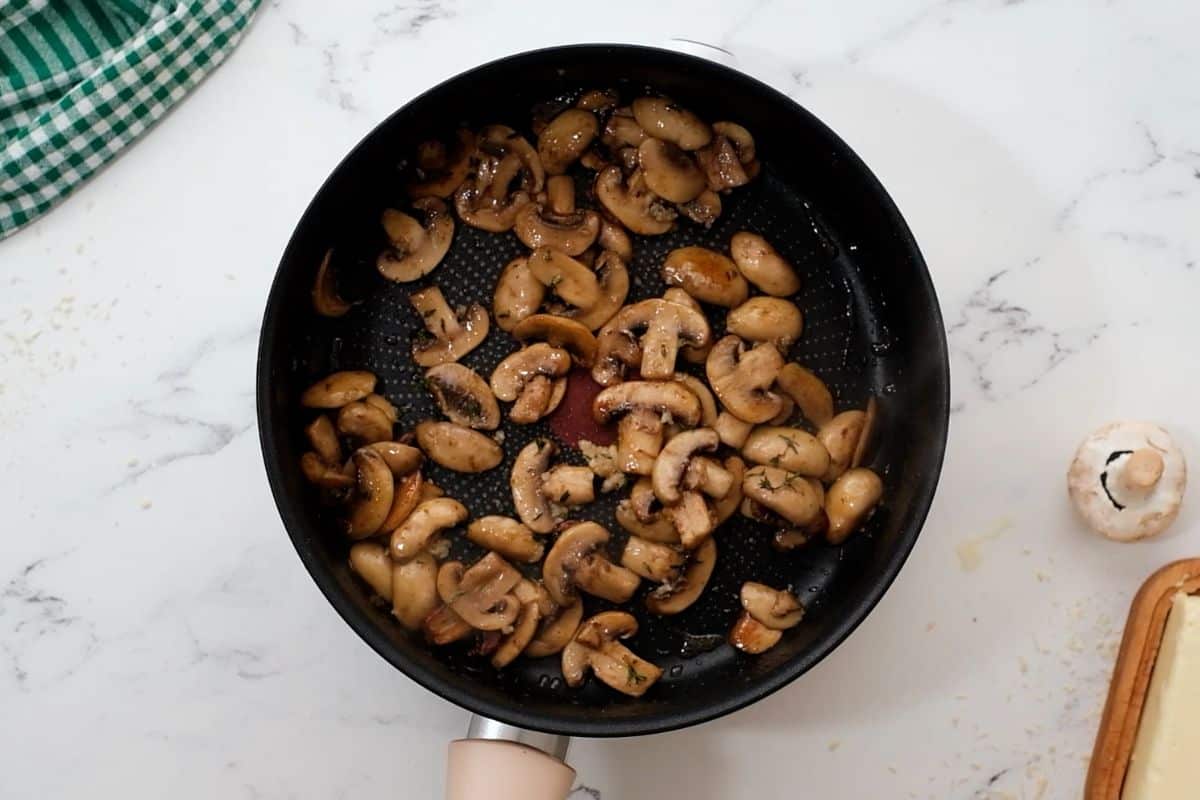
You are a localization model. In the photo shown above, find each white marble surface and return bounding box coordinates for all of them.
[2,1,1199,797]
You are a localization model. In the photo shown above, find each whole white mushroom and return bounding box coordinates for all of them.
[1067,421,1186,541]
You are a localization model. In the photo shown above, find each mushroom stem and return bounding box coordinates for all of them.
[410,286,462,339]
[546,175,576,215]
[1122,448,1165,492]
[618,408,664,475]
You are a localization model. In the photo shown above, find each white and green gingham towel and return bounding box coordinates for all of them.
[0,0,260,239]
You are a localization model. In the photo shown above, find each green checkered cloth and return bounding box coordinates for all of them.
[0,0,260,239]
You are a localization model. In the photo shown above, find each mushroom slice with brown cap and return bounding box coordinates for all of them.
[391,551,438,630]
[616,479,680,543]
[490,343,572,424]
[305,414,342,465]
[447,552,523,631]
[542,465,596,507]
[646,537,716,615]
[424,601,474,646]
[336,400,394,444]
[379,470,424,532]
[712,456,746,524]
[632,97,712,150]
[528,247,603,311]
[349,542,393,600]
[511,439,557,534]
[817,409,869,482]
[568,250,630,331]
[695,134,751,193]
[1067,421,1187,541]
[677,189,722,228]
[524,600,583,659]
[312,249,353,317]
[594,166,677,235]
[673,372,718,428]
[408,287,489,367]
[706,336,786,424]
[621,535,684,583]
[743,465,823,527]
[414,420,503,473]
[511,314,598,367]
[669,491,717,550]
[684,456,736,499]
[662,288,711,365]
[576,88,618,113]
[424,363,500,430]
[479,124,544,193]
[741,582,805,630]
[730,232,801,297]
[492,601,542,669]
[776,363,834,428]
[561,611,662,697]
[742,426,830,477]
[542,522,640,606]
[593,381,702,476]
[467,516,545,563]
[712,122,756,163]
[512,578,556,619]
[653,428,720,506]
[826,467,882,545]
[301,370,376,408]
[726,297,804,350]
[662,247,749,308]
[537,109,599,174]
[345,449,395,539]
[454,153,532,233]
[729,612,782,654]
[593,299,710,383]
[408,129,475,199]
[493,256,545,332]
[363,441,423,476]
[602,106,649,149]
[389,496,467,561]
[377,199,454,282]
[638,139,707,203]
[597,219,633,261]
[301,452,354,489]
[514,202,600,256]
[714,410,754,449]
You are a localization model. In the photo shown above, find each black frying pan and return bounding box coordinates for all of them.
[256,44,949,739]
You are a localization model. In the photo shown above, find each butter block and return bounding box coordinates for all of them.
[1123,594,1200,799]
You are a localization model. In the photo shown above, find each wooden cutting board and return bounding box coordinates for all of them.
[1086,559,1200,799]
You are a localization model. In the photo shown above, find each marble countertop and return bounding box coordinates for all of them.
[3,1,1199,797]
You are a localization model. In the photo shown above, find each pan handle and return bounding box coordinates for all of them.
[445,716,574,800]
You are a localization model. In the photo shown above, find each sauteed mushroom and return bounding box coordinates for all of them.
[645,537,716,615]
[594,166,677,235]
[336,399,393,444]
[524,600,583,659]
[742,465,823,527]
[742,426,830,477]
[511,439,557,534]
[391,551,439,630]
[729,611,782,654]
[538,109,599,174]
[638,139,706,203]
[825,468,882,544]
[377,199,454,282]
[424,363,501,430]
[454,126,541,232]
[414,420,503,472]
[493,255,545,332]
[408,287,489,367]
[726,297,804,349]
[543,522,640,605]
[817,409,869,482]
[632,97,712,150]
[741,582,805,629]
[594,380,702,476]
[408,129,475,199]
[592,298,710,384]
[561,611,662,697]
[677,189,722,228]
[730,231,801,296]
[312,250,352,317]
[568,250,630,331]
[390,496,467,561]
[467,516,546,563]
[492,601,542,668]
[301,370,376,408]
[511,314,598,367]
[528,247,603,311]
[345,448,395,539]
[514,176,600,256]
[776,363,834,428]
[662,246,749,308]
[445,552,523,631]
[491,343,572,424]
[616,478,680,543]
[706,336,787,423]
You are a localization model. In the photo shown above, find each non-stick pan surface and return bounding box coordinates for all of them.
[257,44,949,737]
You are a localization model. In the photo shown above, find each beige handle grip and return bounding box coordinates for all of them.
[445,739,575,800]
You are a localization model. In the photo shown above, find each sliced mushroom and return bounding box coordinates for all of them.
[389,496,467,561]
[363,441,423,475]
[492,601,542,668]
[668,490,717,550]
[511,314,598,367]
[776,363,834,428]
[602,106,649,149]
[514,202,600,256]
[511,439,557,534]
[742,426,831,477]
[621,535,685,583]
[423,601,474,646]
[336,400,394,444]
[445,552,523,631]
[713,455,746,524]
[742,465,823,527]
[542,465,596,507]
[853,397,878,469]
[727,297,804,350]
[576,89,618,113]
[706,336,786,424]
[695,134,751,192]
[538,109,599,174]
[543,522,640,605]
[493,256,546,332]
[638,139,706,203]
[349,542,393,600]
[645,537,716,615]
[672,372,718,428]
[528,247,603,311]
[305,414,342,465]
[409,287,490,367]
[562,611,662,697]
[712,122,755,163]
[524,600,583,659]
[454,125,543,232]
[491,343,572,424]
[569,250,630,331]
[300,451,354,489]
[424,363,500,430]
[467,516,545,563]
[594,166,677,235]
[662,246,749,308]
[597,218,633,261]
[379,470,424,532]
[377,199,454,282]
[312,250,352,317]
[826,467,882,545]
[632,97,712,150]
[729,611,782,654]
[616,479,680,543]
[593,299,710,384]
[345,449,395,539]
[414,420,503,473]
[391,551,439,630]
[684,456,736,499]
[730,232,801,296]
[652,428,719,505]
[513,578,557,618]
[714,410,754,449]
[741,582,805,630]
[593,381,703,475]
[677,189,722,227]
[660,288,710,365]
[301,370,376,409]
[408,129,475,199]
[817,409,868,482]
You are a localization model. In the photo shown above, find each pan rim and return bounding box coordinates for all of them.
[256,42,950,738]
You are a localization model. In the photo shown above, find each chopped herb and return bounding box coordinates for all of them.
[757,474,778,492]
[497,311,511,319]
[779,435,799,453]
[625,662,647,686]
[547,274,563,288]
[559,490,571,503]
[769,454,782,467]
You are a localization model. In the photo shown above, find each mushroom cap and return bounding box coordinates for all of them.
[424,363,501,430]
[301,370,377,409]
[528,247,603,310]
[493,256,546,332]
[638,139,707,203]
[407,129,475,199]
[525,600,584,659]
[413,420,503,473]
[662,247,749,308]
[490,343,572,402]
[645,537,717,615]
[631,97,712,150]
[511,439,557,534]
[726,297,804,348]
[1067,421,1187,541]
[729,231,801,297]
[593,380,703,427]
[537,108,599,175]
[389,496,468,561]
[466,516,546,563]
[742,465,823,527]
[569,250,630,331]
[376,200,454,283]
[594,166,677,235]
[706,336,786,424]
[513,203,600,256]
[593,298,710,383]
[652,428,720,505]
[511,314,599,367]
[542,521,610,606]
